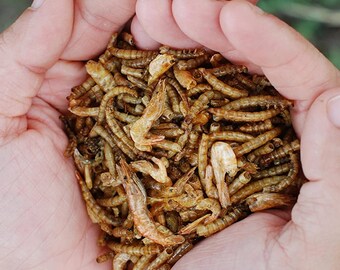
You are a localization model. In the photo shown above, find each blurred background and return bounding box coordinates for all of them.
[0,0,339,68]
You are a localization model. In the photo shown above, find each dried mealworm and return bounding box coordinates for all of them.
[209,53,226,67]
[253,162,291,179]
[230,175,286,204]
[263,152,299,192]
[98,86,138,124]
[221,95,292,111]
[151,128,184,138]
[112,253,133,270]
[229,171,252,196]
[187,83,213,97]
[209,108,283,122]
[199,68,248,99]
[75,171,121,226]
[260,139,300,166]
[207,64,248,77]
[146,247,174,270]
[176,54,209,70]
[233,128,281,157]
[133,255,156,270]
[173,66,197,90]
[166,77,190,115]
[109,47,158,60]
[121,54,157,68]
[179,214,211,235]
[86,60,116,92]
[246,192,296,212]
[69,77,96,100]
[96,251,115,263]
[108,242,163,256]
[240,119,274,134]
[68,106,99,117]
[247,142,275,162]
[159,46,206,59]
[167,241,194,265]
[196,206,247,237]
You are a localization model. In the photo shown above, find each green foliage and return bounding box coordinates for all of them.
[259,0,340,68]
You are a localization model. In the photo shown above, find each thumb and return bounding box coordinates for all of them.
[0,0,73,119]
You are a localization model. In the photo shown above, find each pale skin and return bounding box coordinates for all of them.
[0,1,340,270]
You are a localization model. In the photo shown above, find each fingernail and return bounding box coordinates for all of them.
[327,95,340,128]
[31,0,45,9]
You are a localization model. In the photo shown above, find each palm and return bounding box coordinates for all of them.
[0,1,137,269]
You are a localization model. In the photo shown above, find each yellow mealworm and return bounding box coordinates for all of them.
[246,192,296,212]
[207,64,248,77]
[176,54,209,70]
[233,128,281,157]
[109,47,158,59]
[230,175,286,203]
[229,171,252,196]
[159,46,206,59]
[209,108,282,122]
[86,60,116,93]
[196,206,246,237]
[199,68,248,99]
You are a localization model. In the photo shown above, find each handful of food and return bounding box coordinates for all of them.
[61,32,301,269]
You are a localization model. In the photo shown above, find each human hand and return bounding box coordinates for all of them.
[133,0,340,269]
[0,0,137,269]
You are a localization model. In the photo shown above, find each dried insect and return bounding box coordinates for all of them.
[246,192,296,212]
[260,139,300,167]
[207,63,247,77]
[209,108,283,122]
[247,142,275,162]
[233,128,281,157]
[229,171,252,196]
[176,54,209,70]
[75,171,121,226]
[230,175,286,204]
[109,47,158,60]
[173,66,197,90]
[146,247,174,270]
[252,162,291,179]
[159,46,206,59]
[199,68,248,99]
[196,206,247,237]
[85,60,117,93]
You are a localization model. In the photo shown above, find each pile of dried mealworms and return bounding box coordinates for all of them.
[61,32,302,270]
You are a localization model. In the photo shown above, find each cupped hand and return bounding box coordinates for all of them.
[0,0,136,269]
[133,0,340,269]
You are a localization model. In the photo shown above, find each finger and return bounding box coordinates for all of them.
[0,0,73,119]
[130,15,161,50]
[136,0,200,48]
[172,0,233,53]
[282,89,340,266]
[173,212,286,270]
[171,0,261,66]
[219,0,340,109]
[61,0,137,60]
[38,60,86,113]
